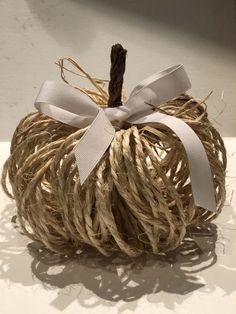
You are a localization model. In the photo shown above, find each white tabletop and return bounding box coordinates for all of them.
[0,138,235,314]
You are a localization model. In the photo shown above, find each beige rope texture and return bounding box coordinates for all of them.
[1,59,227,257]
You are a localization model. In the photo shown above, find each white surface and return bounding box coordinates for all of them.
[0,138,236,314]
[0,0,236,141]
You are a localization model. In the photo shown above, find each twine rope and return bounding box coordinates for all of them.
[1,46,227,257]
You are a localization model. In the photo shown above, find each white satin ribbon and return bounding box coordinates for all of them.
[35,64,216,212]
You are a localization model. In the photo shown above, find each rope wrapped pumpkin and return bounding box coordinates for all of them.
[1,45,226,257]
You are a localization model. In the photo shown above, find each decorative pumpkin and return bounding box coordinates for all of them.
[1,44,226,257]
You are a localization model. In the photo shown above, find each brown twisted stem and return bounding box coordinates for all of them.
[107,44,127,108]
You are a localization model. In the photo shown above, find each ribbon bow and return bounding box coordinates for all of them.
[35,61,216,213]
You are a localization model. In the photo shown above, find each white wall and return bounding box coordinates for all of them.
[1,0,236,140]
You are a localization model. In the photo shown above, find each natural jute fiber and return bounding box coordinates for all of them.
[1,45,227,257]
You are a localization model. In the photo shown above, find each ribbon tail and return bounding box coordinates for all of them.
[74,110,115,184]
[130,112,216,213]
